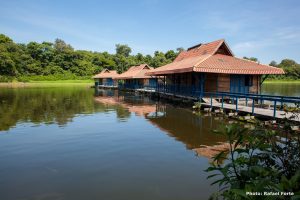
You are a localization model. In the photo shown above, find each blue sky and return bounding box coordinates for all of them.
[0,0,299,64]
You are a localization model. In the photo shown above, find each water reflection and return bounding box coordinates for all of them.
[0,87,229,159]
[95,89,161,118]
[94,90,227,160]
[0,88,132,131]
[0,88,96,131]
[2,85,299,200]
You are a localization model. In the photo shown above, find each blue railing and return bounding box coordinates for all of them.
[115,83,300,118]
[203,91,300,118]
[118,83,157,90]
[98,82,116,87]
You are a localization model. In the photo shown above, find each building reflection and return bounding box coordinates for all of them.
[94,89,229,160]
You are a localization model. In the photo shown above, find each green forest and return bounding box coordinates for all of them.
[0,33,299,82]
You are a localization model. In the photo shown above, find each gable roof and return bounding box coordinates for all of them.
[93,69,119,79]
[194,54,284,74]
[115,64,153,79]
[147,39,284,75]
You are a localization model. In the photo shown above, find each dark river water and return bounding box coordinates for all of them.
[0,83,299,200]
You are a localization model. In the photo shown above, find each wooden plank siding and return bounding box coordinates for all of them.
[217,74,230,92]
[204,73,218,93]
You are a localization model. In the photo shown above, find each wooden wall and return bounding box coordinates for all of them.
[217,74,230,92]
[204,73,218,92]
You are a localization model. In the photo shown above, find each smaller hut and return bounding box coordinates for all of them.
[93,69,119,88]
[115,64,157,89]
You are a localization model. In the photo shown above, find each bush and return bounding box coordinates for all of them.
[16,73,92,82]
[206,117,300,199]
[0,75,14,82]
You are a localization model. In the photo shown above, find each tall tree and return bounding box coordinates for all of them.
[269,60,277,67]
[115,44,131,57]
[54,39,73,52]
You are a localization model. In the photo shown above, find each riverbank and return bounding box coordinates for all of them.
[0,80,93,88]
[0,79,299,88]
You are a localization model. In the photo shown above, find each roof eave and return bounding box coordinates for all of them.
[146,67,194,76]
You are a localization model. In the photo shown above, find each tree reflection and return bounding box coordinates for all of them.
[0,88,131,131]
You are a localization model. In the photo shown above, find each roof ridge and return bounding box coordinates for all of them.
[193,54,213,69]
[203,38,224,46]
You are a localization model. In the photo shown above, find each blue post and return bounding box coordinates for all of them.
[210,95,213,108]
[236,97,238,111]
[252,98,255,114]
[221,94,224,109]
[273,100,277,117]
[246,97,248,106]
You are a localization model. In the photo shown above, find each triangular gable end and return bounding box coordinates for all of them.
[213,40,234,56]
[102,68,110,73]
[142,64,151,70]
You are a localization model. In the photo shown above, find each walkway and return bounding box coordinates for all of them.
[201,99,299,122]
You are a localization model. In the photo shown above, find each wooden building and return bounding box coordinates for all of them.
[147,39,284,96]
[93,69,119,87]
[115,64,157,89]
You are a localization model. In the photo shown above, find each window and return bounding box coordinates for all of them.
[245,75,253,87]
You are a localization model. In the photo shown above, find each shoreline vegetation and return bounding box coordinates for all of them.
[0,79,93,87]
[0,82,93,88]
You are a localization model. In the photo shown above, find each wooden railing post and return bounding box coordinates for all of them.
[236,96,238,111]
[252,98,255,114]
[273,100,277,117]
[221,94,224,109]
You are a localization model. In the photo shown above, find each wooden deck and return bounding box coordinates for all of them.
[98,85,118,89]
[97,86,300,122]
[201,99,300,122]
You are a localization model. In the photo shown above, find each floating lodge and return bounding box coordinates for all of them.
[115,64,157,90]
[93,39,300,121]
[93,69,119,88]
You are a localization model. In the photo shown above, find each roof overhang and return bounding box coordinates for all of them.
[146,67,194,76]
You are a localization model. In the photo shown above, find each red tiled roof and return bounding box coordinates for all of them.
[194,54,284,74]
[147,39,284,75]
[174,39,230,62]
[93,69,119,79]
[94,96,156,116]
[147,55,210,75]
[115,64,154,79]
